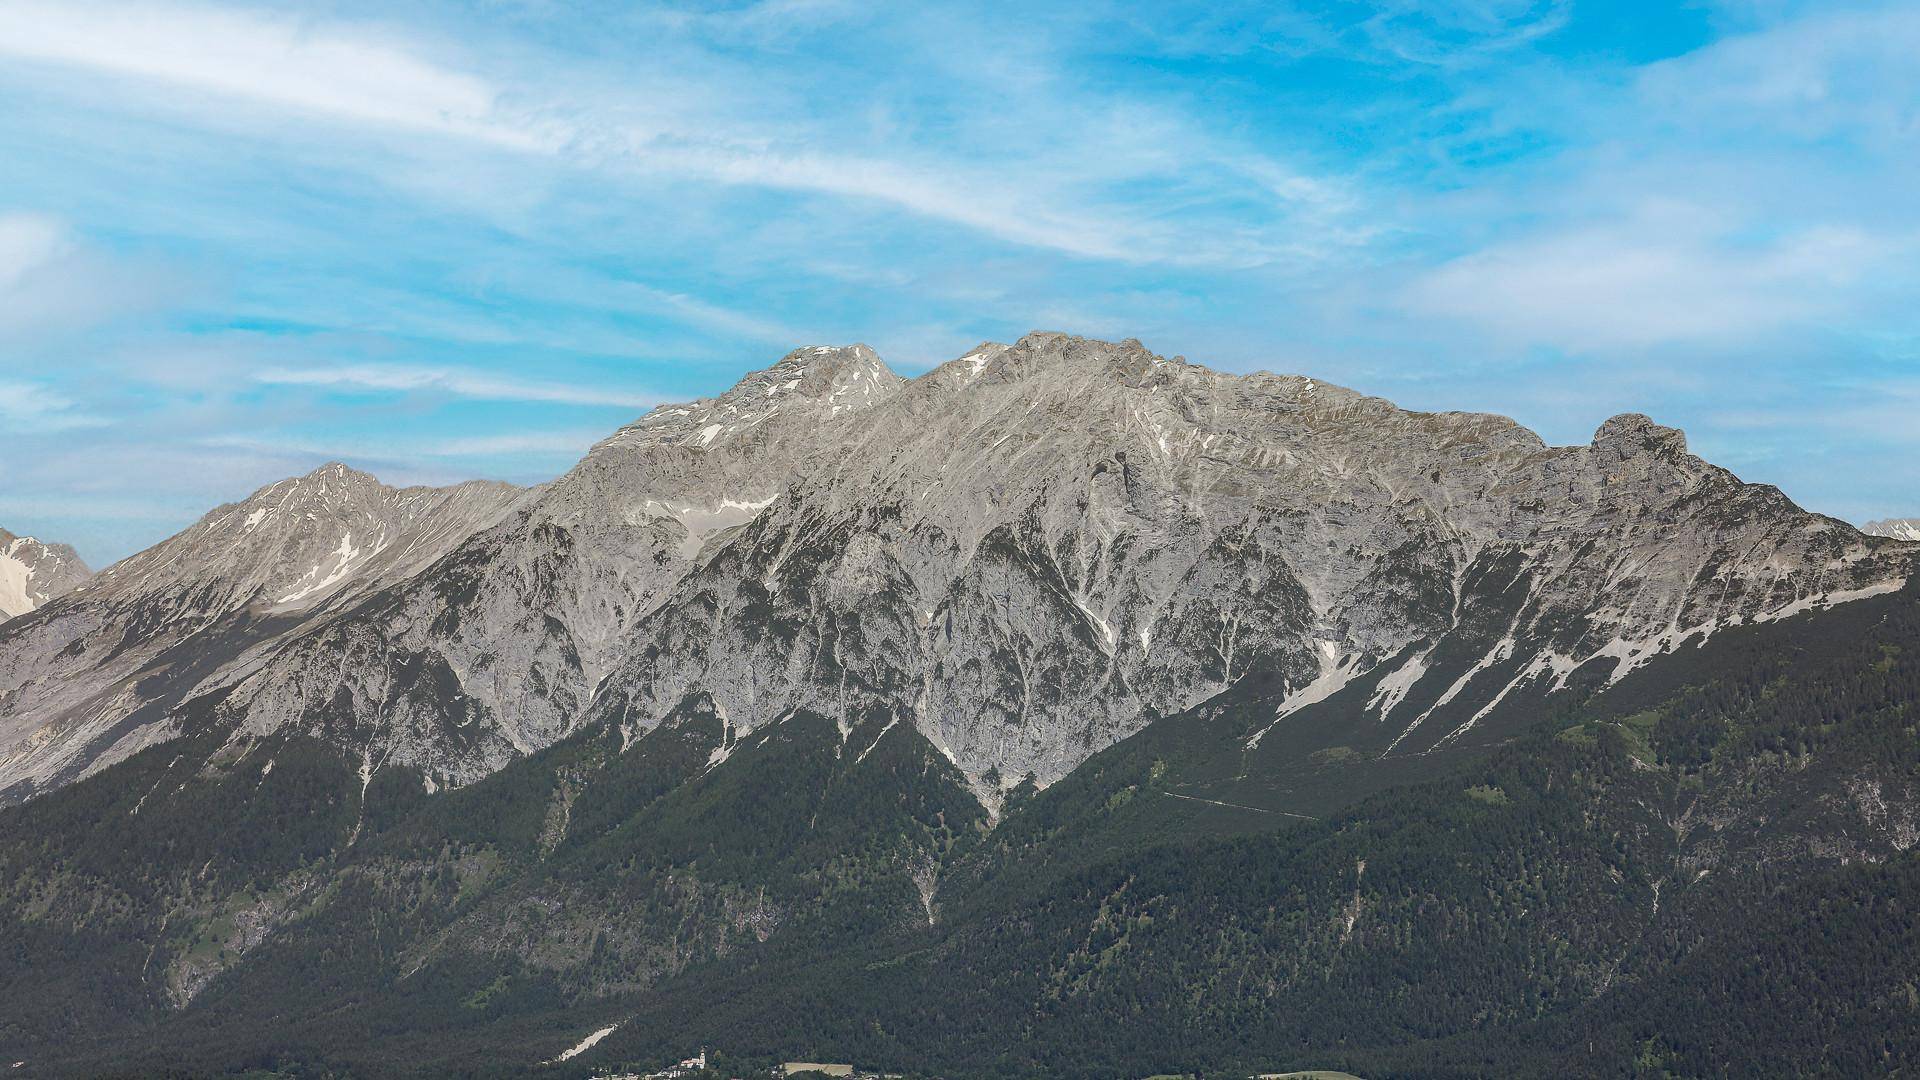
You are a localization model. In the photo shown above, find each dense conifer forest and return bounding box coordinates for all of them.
[5,582,1919,1077]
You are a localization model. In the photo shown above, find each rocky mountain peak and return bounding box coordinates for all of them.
[294,460,383,489]
[741,343,902,417]
[961,333,1383,425]
[982,331,1189,386]
[233,461,384,513]
[1591,412,1689,459]
[770,341,892,379]
[87,466,521,614]
[604,344,903,457]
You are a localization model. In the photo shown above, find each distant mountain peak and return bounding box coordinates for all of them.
[74,463,519,614]
[137,466,518,609]
[1865,518,1920,542]
[238,461,387,512]
[0,528,91,621]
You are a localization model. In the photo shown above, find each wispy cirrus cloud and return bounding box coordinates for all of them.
[426,430,610,458]
[0,1,546,149]
[1356,0,1575,68]
[1350,0,1920,380]
[0,0,1361,268]
[1636,4,1920,141]
[0,380,108,432]
[0,212,69,289]
[7,0,1920,561]
[1400,214,1904,350]
[0,211,186,339]
[252,363,657,409]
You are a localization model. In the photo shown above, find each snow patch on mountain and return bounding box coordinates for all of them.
[0,552,29,620]
[1863,518,1920,542]
[0,530,90,621]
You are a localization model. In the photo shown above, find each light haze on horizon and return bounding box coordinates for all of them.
[1,0,1916,565]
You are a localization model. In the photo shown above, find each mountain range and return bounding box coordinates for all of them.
[2,333,1918,1078]
[6,334,1909,807]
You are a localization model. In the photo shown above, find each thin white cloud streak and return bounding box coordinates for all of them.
[1710,377,1920,447]
[0,212,70,290]
[1383,3,1920,355]
[0,1,550,150]
[253,363,657,409]
[1401,216,1903,350]
[623,282,803,347]
[426,430,607,457]
[0,381,109,432]
[198,427,604,469]
[643,142,1138,262]
[0,211,187,340]
[1357,0,1574,68]
[0,0,1360,267]
[1637,5,1920,143]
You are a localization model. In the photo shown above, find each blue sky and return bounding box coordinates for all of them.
[2,0,1917,565]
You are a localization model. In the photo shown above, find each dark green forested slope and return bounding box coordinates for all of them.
[2,581,1919,1077]
[565,579,1920,1078]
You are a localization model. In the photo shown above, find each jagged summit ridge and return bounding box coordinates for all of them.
[90,461,524,614]
[607,343,901,451]
[5,333,1915,808]
[588,333,1914,797]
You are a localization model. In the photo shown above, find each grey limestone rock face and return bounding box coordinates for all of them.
[5,334,1914,808]
[0,465,522,801]
[212,345,907,790]
[588,333,1914,799]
